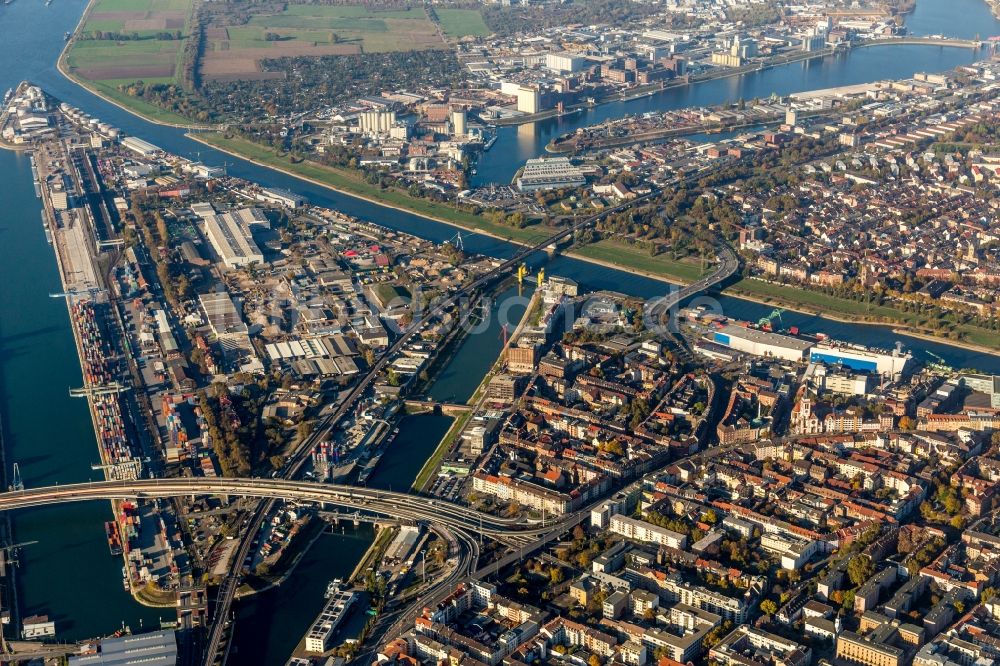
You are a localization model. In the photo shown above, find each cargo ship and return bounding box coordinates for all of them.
[105,521,123,556]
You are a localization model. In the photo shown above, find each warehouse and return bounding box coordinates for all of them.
[194,204,265,268]
[70,629,177,665]
[120,136,161,157]
[712,324,814,362]
[809,343,912,378]
[516,157,586,192]
[546,52,585,73]
[199,291,248,337]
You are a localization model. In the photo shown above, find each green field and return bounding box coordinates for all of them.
[280,4,426,19]
[228,4,442,53]
[66,39,180,68]
[91,0,189,11]
[435,8,490,38]
[571,239,710,283]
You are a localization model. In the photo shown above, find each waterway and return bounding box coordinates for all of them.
[1,0,999,647]
[229,524,374,665]
[429,283,533,404]
[0,145,162,637]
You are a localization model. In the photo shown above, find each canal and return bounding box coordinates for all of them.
[429,283,534,404]
[229,524,374,666]
[0,0,999,647]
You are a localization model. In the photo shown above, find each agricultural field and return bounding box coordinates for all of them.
[64,0,193,119]
[200,3,444,82]
[434,8,491,38]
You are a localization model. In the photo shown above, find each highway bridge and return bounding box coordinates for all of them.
[859,36,984,49]
[0,478,559,539]
[643,243,740,333]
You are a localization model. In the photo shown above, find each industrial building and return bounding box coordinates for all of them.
[546,52,585,73]
[359,109,397,134]
[711,324,814,362]
[120,136,161,157]
[959,373,1000,408]
[516,157,586,192]
[451,107,467,137]
[193,203,265,269]
[809,343,912,377]
[69,629,178,665]
[516,85,541,114]
[199,291,248,337]
[255,187,305,209]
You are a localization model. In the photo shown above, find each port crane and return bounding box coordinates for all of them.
[0,540,40,568]
[50,286,106,302]
[757,308,784,330]
[90,456,150,472]
[69,381,130,398]
[445,231,465,252]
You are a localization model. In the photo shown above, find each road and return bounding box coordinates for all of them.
[643,242,740,334]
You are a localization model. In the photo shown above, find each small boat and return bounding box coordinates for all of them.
[64,31,72,41]
[324,578,344,598]
[122,566,130,591]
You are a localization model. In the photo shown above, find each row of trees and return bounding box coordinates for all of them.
[480,0,661,36]
[87,30,183,41]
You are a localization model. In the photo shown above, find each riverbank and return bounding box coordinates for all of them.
[187,131,1000,356]
[188,132,559,246]
[499,45,844,129]
[190,132,714,288]
[236,516,326,599]
[723,279,1000,355]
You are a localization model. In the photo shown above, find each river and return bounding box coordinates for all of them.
[0,0,999,650]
